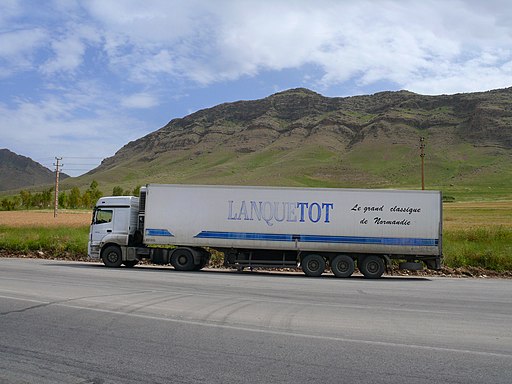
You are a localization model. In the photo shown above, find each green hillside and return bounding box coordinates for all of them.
[8,87,511,201]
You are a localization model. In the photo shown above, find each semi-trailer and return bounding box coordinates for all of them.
[88,184,442,278]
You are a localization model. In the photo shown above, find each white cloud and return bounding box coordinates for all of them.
[41,36,86,75]
[84,0,204,42]
[121,92,159,109]
[68,0,512,93]
[41,24,102,75]
[2,0,512,93]
[0,0,22,26]
[0,28,48,77]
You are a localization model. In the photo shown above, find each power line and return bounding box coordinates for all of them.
[64,156,104,159]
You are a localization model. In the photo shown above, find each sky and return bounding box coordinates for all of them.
[1,0,512,176]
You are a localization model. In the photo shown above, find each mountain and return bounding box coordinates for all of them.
[72,87,512,200]
[0,149,69,191]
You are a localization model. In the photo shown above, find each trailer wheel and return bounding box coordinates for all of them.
[301,254,326,277]
[123,260,139,268]
[171,249,195,271]
[102,246,123,268]
[359,256,385,279]
[331,255,355,278]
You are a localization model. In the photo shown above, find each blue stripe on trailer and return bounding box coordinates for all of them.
[145,228,174,237]
[194,231,438,247]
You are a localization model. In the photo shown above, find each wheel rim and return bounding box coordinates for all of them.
[336,260,349,272]
[177,255,188,266]
[308,259,320,272]
[367,261,379,274]
[107,252,119,263]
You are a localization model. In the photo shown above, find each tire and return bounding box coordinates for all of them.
[192,258,208,271]
[359,256,385,279]
[331,255,355,278]
[171,249,195,271]
[102,246,123,268]
[123,260,139,268]
[192,249,210,271]
[301,254,326,277]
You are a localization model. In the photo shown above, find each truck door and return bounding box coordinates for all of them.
[91,208,114,245]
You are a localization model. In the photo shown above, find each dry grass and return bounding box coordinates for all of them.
[0,210,91,228]
[2,201,511,229]
[443,201,512,230]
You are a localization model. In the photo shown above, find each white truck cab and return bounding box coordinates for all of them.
[87,196,140,266]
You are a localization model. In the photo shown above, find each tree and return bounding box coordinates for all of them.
[112,186,124,196]
[58,191,68,209]
[1,198,15,211]
[41,187,53,209]
[12,196,20,210]
[31,192,43,208]
[19,190,32,209]
[87,180,102,207]
[81,190,92,209]
[132,185,141,197]
[68,187,81,209]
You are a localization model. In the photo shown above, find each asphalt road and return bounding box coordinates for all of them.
[1,258,511,384]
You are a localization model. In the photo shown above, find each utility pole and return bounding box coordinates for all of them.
[419,137,425,190]
[53,157,62,217]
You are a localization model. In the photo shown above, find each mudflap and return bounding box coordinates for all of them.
[425,256,442,270]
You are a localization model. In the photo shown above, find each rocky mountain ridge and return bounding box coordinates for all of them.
[70,87,512,200]
[102,87,511,164]
[0,149,69,191]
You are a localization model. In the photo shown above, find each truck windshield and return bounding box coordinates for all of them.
[93,209,113,224]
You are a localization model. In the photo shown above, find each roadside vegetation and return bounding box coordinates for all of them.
[0,181,140,211]
[442,201,512,271]
[0,201,510,274]
[0,226,89,258]
[443,226,512,271]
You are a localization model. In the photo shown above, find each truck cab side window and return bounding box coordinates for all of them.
[94,209,113,224]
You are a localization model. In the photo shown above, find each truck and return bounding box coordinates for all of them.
[88,184,443,278]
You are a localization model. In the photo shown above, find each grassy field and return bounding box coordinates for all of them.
[0,210,91,227]
[0,210,91,258]
[442,201,512,271]
[1,203,511,272]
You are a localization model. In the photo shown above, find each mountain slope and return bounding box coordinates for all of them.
[74,87,512,200]
[0,149,69,191]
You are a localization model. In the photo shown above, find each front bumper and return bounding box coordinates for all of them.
[87,241,101,259]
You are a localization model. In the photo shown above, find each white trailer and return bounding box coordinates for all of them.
[88,184,442,278]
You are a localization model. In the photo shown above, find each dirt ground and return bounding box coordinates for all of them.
[0,210,91,227]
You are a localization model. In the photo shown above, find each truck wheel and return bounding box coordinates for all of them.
[123,260,139,268]
[102,246,123,268]
[301,254,326,277]
[192,258,207,271]
[192,249,210,270]
[331,255,355,278]
[171,249,195,271]
[359,256,385,279]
